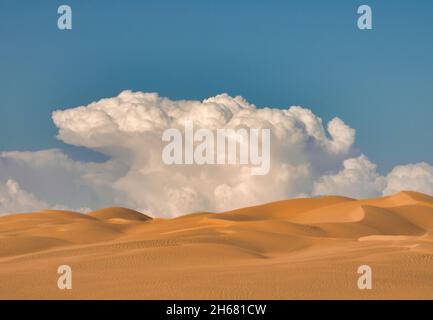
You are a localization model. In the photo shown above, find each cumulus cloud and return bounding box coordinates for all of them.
[383,162,433,196]
[50,91,359,215]
[0,149,124,212]
[0,179,47,215]
[313,155,386,198]
[0,91,432,216]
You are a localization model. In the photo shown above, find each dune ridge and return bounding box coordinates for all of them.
[1,191,433,299]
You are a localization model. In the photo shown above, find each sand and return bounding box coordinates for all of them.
[1,191,433,299]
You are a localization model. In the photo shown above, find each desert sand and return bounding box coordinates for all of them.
[1,191,433,299]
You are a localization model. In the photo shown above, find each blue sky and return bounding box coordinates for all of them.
[0,0,432,173]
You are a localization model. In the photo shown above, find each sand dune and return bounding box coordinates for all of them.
[89,207,152,222]
[1,191,433,299]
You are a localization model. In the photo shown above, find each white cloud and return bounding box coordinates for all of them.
[0,149,124,212]
[313,155,386,198]
[313,158,433,200]
[0,179,47,215]
[0,91,431,216]
[50,91,358,215]
[383,162,433,196]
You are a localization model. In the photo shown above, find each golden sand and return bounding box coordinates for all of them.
[1,191,433,299]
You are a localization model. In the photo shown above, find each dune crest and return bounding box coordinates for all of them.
[89,207,152,222]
